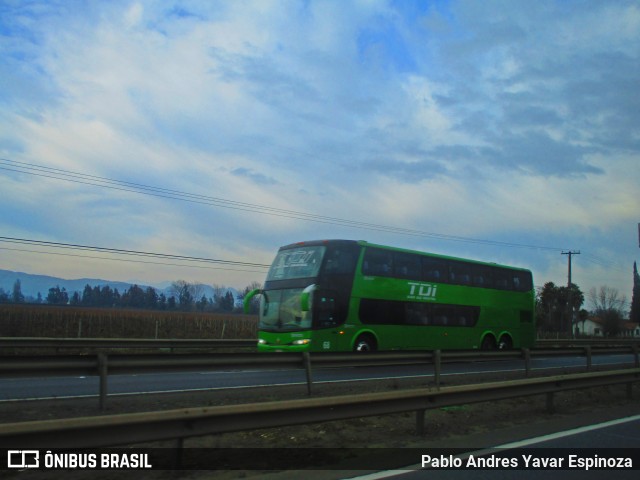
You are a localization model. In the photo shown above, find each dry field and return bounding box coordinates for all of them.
[0,304,258,339]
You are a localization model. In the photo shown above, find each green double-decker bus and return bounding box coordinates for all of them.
[244,240,535,352]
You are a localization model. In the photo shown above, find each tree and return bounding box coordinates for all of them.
[212,284,226,311]
[99,285,115,307]
[0,288,8,303]
[144,287,158,309]
[11,279,25,303]
[121,284,145,308]
[47,285,68,305]
[191,283,205,304]
[81,284,94,306]
[536,282,584,334]
[112,288,121,306]
[196,295,208,312]
[630,262,640,324]
[179,285,193,309]
[240,281,262,314]
[167,295,176,310]
[589,285,627,314]
[223,291,235,312]
[170,280,197,311]
[565,283,585,336]
[588,286,627,336]
[70,291,81,305]
[212,284,237,311]
[158,293,167,310]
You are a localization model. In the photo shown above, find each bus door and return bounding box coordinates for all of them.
[312,288,352,351]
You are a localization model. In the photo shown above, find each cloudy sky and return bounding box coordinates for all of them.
[0,0,638,306]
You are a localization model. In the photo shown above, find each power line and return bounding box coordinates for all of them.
[0,236,270,267]
[581,254,628,274]
[0,158,567,251]
[0,237,271,271]
[0,247,268,274]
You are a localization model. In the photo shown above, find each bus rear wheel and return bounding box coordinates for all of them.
[480,335,496,350]
[354,334,377,352]
[498,335,513,350]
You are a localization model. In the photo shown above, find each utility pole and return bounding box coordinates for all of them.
[562,251,580,337]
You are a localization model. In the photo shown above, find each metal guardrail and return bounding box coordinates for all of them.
[1,367,638,449]
[537,338,640,346]
[1,344,639,410]
[1,336,638,351]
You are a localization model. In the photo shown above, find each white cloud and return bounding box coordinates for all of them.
[0,0,638,299]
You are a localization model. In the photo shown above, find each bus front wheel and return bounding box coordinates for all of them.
[354,334,377,353]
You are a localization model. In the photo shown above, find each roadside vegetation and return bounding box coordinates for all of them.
[0,279,262,313]
[1,264,638,339]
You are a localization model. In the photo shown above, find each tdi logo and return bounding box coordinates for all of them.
[8,450,39,469]
[408,282,437,301]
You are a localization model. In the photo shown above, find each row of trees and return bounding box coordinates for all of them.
[0,279,262,313]
[536,281,634,337]
[2,260,640,334]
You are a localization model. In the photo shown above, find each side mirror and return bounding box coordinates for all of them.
[243,288,262,314]
[300,284,317,312]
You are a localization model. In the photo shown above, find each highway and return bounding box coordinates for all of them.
[347,415,640,479]
[0,353,637,402]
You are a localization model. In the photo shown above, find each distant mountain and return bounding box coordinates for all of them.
[0,269,237,301]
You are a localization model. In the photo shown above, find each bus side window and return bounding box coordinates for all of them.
[456,306,479,327]
[405,303,431,325]
[473,265,493,288]
[512,271,532,292]
[449,261,471,286]
[432,305,452,325]
[360,298,409,325]
[493,268,512,290]
[362,249,393,277]
[394,252,421,279]
[324,247,356,275]
[422,257,447,283]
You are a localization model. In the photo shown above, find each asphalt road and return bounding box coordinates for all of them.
[345,415,640,480]
[0,353,637,401]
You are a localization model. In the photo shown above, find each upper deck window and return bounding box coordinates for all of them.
[322,246,359,275]
[360,246,532,293]
[266,246,326,281]
[362,249,393,276]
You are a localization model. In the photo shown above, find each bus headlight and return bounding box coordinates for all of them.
[291,339,311,345]
[257,338,266,345]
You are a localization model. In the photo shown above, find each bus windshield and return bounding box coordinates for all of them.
[259,288,310,331]
[266,245,326,281]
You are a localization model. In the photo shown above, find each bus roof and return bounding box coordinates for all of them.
[278,239,531,273]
